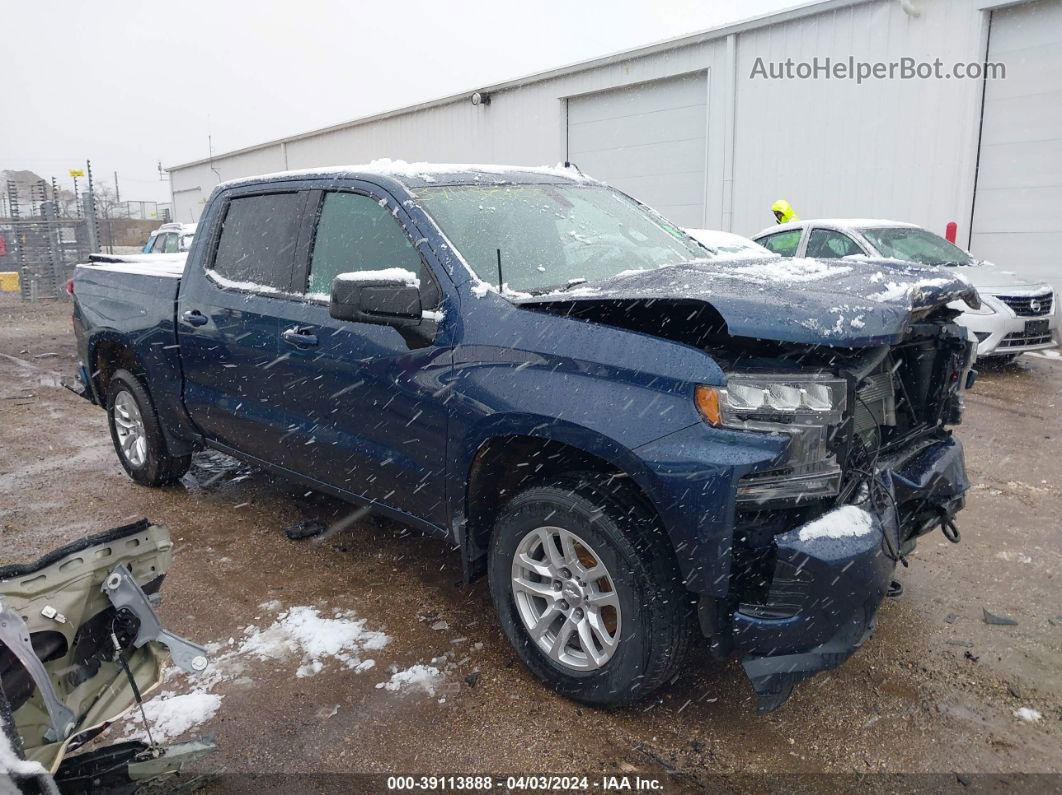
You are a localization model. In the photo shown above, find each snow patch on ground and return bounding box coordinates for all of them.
[377,664,443,696]
[798,505,875,542]
[1014,707,1042,723]
[120,692,222,744]
[119,604,389,742]
[237,606,390,678]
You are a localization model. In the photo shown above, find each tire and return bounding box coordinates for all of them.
[487,474,694,706]
[106,369,191,487]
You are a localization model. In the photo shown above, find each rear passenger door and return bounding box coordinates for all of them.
[177,188,309,461]
[265,185,453,526]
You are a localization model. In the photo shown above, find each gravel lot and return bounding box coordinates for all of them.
[1,294,1059,789]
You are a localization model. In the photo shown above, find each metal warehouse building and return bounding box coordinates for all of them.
[168,0,1061,283]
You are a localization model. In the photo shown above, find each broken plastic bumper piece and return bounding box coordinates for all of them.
[734,437,968,712]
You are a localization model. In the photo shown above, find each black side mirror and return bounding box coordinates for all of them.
[329,272,423,327]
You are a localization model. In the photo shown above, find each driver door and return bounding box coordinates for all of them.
[264,186,452,526]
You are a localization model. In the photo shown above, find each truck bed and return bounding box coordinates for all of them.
[72,255,187,424]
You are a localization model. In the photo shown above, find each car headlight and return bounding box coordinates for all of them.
[950,297,995,315]
[695,374,848,505]
[695,374,846,429]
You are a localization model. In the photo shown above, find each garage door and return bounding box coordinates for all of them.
[971,0,1062,284]
[566,73,708,227]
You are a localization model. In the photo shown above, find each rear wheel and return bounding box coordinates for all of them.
[488,475,693,706]
[106,369,191,486]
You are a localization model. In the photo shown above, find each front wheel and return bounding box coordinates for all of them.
[487,476,693,706]
[106,369,191,487]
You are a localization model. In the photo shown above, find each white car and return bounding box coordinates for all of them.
[142,222,196,254]
[685,228,777,260]
[752,219,1059,361]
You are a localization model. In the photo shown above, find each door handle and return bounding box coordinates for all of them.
[181,309,208,327]
[282,326,319,348]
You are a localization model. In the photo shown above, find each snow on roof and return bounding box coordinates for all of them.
[753,218,920,238]
[218,159,591,190]
[810,218,919,229]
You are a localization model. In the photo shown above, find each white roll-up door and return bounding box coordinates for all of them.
[971,0,1062,284]
[566,72,708,227]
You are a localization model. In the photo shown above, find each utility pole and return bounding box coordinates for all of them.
[114,171,120,206]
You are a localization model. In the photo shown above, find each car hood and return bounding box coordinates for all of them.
[952,259,1053,293]
[513,256,979,347]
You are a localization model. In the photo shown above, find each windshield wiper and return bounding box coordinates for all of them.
[525,278,589,296]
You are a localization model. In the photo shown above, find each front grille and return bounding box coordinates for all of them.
[998,331,1054,349]
[996,292,1053,317]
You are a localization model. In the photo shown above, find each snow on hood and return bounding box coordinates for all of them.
[514,256,979,347]
[953,259,1053,293]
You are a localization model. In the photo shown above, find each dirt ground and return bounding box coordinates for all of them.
[1,294,1060,790]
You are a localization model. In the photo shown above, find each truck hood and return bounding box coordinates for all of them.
[513,257,979,347]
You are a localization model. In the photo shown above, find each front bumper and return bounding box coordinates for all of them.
[961,306,1059,357]
[732,436,968,711]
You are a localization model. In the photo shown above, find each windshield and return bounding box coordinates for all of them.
[859,226,972,266]
[416,183,711,293]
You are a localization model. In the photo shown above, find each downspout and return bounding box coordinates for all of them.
[721,33,738,232]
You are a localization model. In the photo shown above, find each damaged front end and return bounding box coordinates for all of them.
[702,315,975,711]
[1,520,213,792]
[517,258,977,711]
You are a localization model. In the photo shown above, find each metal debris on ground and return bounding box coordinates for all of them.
[982,608,1019,626]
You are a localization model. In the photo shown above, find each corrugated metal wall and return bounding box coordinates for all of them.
[171,0,997,252]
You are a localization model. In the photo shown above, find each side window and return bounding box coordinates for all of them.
[211,193,303,291]
[806,229,864,259]
[162,233,179,254]
[151,234,169,253]
[758,230,802,257]
[306,192,438,306]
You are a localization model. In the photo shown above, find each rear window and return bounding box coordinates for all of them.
[211,193,302,291]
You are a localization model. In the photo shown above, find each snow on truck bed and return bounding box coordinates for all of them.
[76,253,186,278]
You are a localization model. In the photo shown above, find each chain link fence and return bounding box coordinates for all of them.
[1,172,99,301]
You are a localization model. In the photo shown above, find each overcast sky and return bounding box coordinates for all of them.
[4,0,801,203]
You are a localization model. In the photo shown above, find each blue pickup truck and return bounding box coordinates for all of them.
[72,164,978,711]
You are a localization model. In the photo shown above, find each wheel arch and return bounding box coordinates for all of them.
[458,416,667,583]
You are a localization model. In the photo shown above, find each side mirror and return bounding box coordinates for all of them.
[329,271,423,327]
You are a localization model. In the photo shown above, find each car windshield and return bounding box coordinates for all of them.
[859,226,972,266]
[416,183,711,293]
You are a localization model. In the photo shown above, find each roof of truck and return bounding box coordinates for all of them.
[217,159,594,191]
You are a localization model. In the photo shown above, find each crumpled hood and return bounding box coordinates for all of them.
[514,257,979,347]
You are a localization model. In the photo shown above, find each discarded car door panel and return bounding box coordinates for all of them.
[70,164,978,710]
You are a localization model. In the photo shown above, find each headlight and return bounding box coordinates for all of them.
[695,374,848,506]
[950,297,995,315]
[695,374,846,429]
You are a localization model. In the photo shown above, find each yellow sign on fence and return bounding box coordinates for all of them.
[68,169,84,178]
